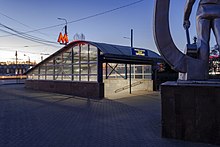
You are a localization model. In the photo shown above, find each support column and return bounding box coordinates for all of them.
[97,50,103,83]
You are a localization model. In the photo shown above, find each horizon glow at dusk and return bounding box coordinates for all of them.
[0,0,216,63]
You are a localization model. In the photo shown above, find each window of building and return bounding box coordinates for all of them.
[27,43,98,82]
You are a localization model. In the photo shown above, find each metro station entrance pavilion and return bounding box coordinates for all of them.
[25,41,162,99]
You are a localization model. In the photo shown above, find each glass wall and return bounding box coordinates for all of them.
[103,63,152,79]
[27,43,98,82]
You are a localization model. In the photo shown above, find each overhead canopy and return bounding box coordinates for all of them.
[88,41,162,64]
[26,40,162,74]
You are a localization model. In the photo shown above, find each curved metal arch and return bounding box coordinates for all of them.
[153,0,188,73]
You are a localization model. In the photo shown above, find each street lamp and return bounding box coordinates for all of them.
[15,51,18,75]
[24,54,30,64]
[40,53,50,61]
[123,37,131,40]
[57,18,68,35]
[123,29,133,94]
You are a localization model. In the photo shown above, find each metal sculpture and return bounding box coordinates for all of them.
[184,0,220,79]
[153,0,220,80]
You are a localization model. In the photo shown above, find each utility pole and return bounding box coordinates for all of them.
[129,29,133,94]
[15,51,18,75]
[24,54,30,64]
[15,50,18,83]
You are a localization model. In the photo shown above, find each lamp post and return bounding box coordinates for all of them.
[40,53,50,61]
[24,54,30,64]
[123,29,133,94]
[58,18,68,35]
[15,51,18,75]
[15,50,18,83]
[130,29,133,94]
[57,18,68,45]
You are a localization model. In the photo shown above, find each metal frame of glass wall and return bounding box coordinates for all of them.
[103,63,152,80]
[27,43,100,82]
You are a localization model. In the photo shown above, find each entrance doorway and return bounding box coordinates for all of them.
[103,63,153,99]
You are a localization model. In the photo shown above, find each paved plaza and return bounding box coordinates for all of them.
[0,83,218,147]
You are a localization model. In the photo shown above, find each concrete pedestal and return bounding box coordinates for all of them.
[161,81,220,145]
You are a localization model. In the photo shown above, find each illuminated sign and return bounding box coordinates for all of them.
[57,32,69,44]
[132,48,148,56]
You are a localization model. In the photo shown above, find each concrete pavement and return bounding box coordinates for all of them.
[0,84,217,147]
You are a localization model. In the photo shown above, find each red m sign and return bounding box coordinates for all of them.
[57,32,69,44]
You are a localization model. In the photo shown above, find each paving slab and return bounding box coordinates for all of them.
[0,84,218,147]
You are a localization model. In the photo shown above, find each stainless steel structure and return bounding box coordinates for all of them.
[154,0,220,80]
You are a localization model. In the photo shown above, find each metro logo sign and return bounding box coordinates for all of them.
[132,48,148,56]
[57,32,69,45]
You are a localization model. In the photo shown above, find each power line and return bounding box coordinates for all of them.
[0,0,144,50]
[0,28,58,48]
[0,23,55,43]
[68,0,145,24]
[0,23,60,47]
[0,12,53,38]
[0,0,145,37]
[0,12,31,28]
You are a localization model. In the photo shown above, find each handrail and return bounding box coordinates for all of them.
[114,80,145,93]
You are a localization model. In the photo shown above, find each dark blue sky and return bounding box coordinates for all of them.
[0,0,216,62]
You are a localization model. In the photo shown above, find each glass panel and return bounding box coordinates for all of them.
[89,45,97,62]
[89,63,97,74]
[135,66,143,79]
[89,75,97,81]
[40,66,46,74]
[117,65,126,73]
[32,67,39,74]
[106,63,126,79]
[46,75,54,80]
[27,72,33,79]
[63,48,72,64]
[63,74,72,81]
[55,75,62,80]
[81,64,88,74]
[73,64,79,74]
[46,66,54,74]
[63,65,72,75]
[73,75,79,81]
[54,65,63,75]
[45,58,54,66]
[144,74,151,79]
[81,75,88,81]
[81,44,88,64]
[54,64,63,80]
[39,75,45,80]
[144,65,151,73]
[144,65,152,79]
[32,75,38,80]
[73,46,79,64]
[55,54,62,65]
